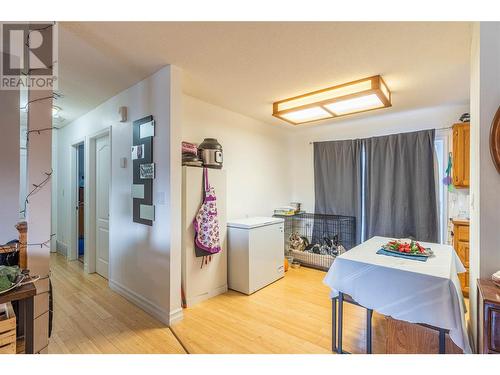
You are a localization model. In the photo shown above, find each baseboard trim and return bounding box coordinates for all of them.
[109,279,170,325]
[186,284,227,307]
[169,307,184,325]
[56,240,68,257]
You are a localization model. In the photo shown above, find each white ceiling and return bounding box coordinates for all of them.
[56,22,472,128]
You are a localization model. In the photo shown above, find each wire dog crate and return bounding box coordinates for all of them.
[274,212,356,271]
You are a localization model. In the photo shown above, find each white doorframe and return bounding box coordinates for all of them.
[87,127,111,275]
[69,138,85,262]
[435,129,450,244]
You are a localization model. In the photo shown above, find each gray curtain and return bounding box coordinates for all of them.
[313,140,362,244]
[363,129,438,242]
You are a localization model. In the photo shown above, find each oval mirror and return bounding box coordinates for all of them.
[491,106,500,174]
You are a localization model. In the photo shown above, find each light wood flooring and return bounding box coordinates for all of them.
[171,266,388,354]
[48,253,186,353]
[48,252,397,354]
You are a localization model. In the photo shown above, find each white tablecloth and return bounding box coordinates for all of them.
[323,236,472,353]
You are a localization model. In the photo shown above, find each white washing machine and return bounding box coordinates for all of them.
[227,217,285,295]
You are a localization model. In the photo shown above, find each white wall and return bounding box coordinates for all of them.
[182,95,292,220]
[56,66,182,324]
[26,88,53,354]
[288,104,469,212]
[0,85,20,242]
[469,23,481,346]
[469,22,500,348]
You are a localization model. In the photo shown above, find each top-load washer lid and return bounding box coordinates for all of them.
[227,216,285,229]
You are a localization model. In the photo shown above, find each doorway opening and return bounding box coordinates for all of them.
[77,143,85,263]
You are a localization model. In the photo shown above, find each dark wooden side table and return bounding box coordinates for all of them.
[477,279,500,354]
[0,283,36,354]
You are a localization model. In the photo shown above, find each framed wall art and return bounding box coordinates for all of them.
[132,115,155,225]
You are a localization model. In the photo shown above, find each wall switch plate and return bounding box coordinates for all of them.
[120,157,127,168]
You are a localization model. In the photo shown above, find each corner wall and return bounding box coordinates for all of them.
[469,21,500,348]
[55,66,182,324]
[182,95,292,220]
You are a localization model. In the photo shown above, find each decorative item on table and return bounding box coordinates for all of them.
[290,202,302,214]
[291,261,301,269]
[0,265,39,295]
[492,270,500,288]
[380,239,433,257]
[274,206,296,216]
[198,138,223,169]
[459,113,470,123]
[0,266,22,294]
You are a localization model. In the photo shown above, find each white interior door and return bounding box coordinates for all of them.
[95,134,110,279]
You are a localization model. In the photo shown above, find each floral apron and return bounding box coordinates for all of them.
[193,168,221,266]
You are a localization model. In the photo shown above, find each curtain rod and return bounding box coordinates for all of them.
[308,126,454,144]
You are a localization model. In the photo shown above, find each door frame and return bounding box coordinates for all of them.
[87,128,111,275]
[69,138,85,263]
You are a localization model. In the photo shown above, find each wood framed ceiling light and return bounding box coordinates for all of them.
[273,75,391,125]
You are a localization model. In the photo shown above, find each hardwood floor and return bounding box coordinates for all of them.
[52,252,466,354]
[48,253,186,354]
[171,266,388,354]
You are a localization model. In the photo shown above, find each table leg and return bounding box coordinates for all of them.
[331,298,337,353]
[24,297,34,354]
[338,292,344,354]
[439,328,446,354]
[16,300,25,338]
[366,309,373,354]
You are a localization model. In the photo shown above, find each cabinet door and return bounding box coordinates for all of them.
[452,123,470,187]
[453,126,462,186]
[462,126,470,186]
[456,241,469,268]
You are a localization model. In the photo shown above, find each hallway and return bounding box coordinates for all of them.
[48,253,186,353]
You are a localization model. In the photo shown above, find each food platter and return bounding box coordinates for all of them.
[0,274,25,295]
[381,239,433,258]
[381,246,433,258]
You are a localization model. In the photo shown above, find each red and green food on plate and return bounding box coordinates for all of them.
[382,239,433,257]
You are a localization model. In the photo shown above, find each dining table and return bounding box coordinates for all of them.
[324,236,472,354]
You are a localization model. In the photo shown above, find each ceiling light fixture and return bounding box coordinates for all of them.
[273,75,391,125]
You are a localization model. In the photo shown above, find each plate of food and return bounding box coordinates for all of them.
[381,239,433,258]
[0,265,25,295]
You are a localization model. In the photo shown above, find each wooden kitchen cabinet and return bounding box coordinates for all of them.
[452,122,470,188]
[477,279,500,354]
[453,219,470,296]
